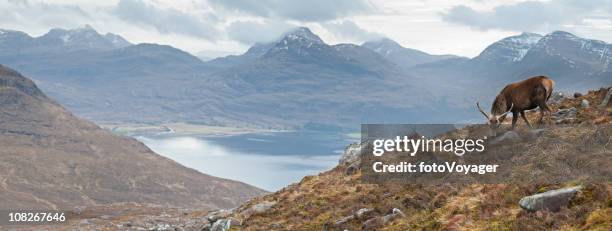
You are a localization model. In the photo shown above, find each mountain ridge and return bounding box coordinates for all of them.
[0,64,266,210]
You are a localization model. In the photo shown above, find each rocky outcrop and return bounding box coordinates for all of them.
[363,208,405,230]
[240,201,277,219]
[333,208,375,227]
[519,186,582,212]
[208,217,241,231]
[552,107,577,124]
[599,87,612,109]
[339,143,362,175]
[491,130,521,144]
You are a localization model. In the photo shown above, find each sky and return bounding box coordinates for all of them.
[1,0,611,58]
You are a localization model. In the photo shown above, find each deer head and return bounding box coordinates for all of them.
[476,102,513,133]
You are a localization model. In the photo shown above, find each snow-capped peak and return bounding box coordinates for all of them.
[281,27,324,44]
[476,32,543,62]
[40,25,131,49]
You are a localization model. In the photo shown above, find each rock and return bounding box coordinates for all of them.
[206,209,232,222]
[599,88,612,109]
[339,143,361,166]
[362,217,385,231]
[362,208,404,230]
[340,143,362,175]
[148,223,171,231]
[209,218,241,231]
[240,201,276,219]
[334,214,355,226]
[519,186,582,212]
[270,223,283,229]
[355,208,374,219]
[581,99,589,108]
[527,128,546,138]
[553,107,578,124]
[573,92,583,98]
[391,208,405,217]
[491,131,521,144]
[549,92,565,104]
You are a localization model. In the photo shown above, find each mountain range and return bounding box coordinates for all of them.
[0,64,265,210]
[0,26,610,129]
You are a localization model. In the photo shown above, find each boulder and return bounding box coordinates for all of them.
[527,129,546,139]
[206,209,232,223]
[355,208,374,219]
[581,99,589,108]
[362,208,404,230]
[553,107,578,123]
[573,92,583,98]
[209,218,241,231]
[519,186,581,212]
[148,223,172,231]
[334,214,354,226]
[491,131,521,144]
[240,201,276,219]
[334,208,374,227]
[549,92,566,104]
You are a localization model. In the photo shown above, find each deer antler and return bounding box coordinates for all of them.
[476,102,490,119]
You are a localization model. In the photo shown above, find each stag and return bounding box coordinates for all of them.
[477,76,555,134]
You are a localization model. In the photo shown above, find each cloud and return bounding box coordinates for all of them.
[226,20,294,45]
[114,0,219,39]
[0,0,91,30]
[209,0,375,22]
[441,0,612,32]
[324,20,382,42]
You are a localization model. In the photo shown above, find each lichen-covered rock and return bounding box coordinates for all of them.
[355,208,374,219]
[339,143,361,166]
[491,131,521,144]
[240,201,276,219]
[519,186,582,212]
[553,107,578,123]
[362,208,405,230]
[206,209,232,222]
[209,217,241,231]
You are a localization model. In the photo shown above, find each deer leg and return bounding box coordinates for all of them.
[511,111,518,129]
[538,103,551,125]
[520,111,532,128]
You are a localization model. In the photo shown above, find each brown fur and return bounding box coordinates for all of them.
[491,76,555,128]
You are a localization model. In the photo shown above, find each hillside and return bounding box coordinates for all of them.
[218,87,611,230]
[49,87,612,230]
[0,65,266,211]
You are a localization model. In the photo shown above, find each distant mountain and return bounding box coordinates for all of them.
[204,42,275,70]
[412,31,611,100]
[362,38,463,68]
[0,25,130,53]
[473,32,543,64]
[0,26,609,129]
[515,31,612,89]
[197,27,447,128]
[0,64,265,210]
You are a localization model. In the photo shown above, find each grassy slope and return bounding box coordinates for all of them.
[231,87,612,230]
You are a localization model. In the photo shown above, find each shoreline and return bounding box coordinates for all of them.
[98,122,290,137]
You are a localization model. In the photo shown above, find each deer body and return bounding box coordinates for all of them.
[477,76,555,132]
